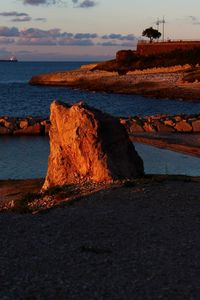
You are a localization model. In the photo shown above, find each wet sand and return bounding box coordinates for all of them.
[131,133,200,157]
[0,179,43,206]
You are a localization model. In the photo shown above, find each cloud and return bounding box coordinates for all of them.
[78,0,97,8]
[0,11,29,17]
[21,27,62,38]
[0,11,46,23]
[23,0,97,7]
[0,25,137,49]
[34,17,46,22]
[74,33,98,39]
[0,27,20,37]
[98,41,135,47]
[12,16,32,22]
[17,37,94,46]
[21,27,73,38]
[22,0,70,5]
[23,0,59,5]
[102,34,136,41]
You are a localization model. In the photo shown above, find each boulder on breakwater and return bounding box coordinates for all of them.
[120,114,200,134]
[0,117,50,135]
[42,101,144,190]
[0,114,200,136]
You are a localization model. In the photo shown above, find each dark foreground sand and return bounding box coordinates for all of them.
[1,177,200,299]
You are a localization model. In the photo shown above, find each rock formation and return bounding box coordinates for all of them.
[42,101,144,190]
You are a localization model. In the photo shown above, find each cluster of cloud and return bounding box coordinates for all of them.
[23,0,62,5]
[0,11,46,22]
[0,26,137,47]
[22,0,97,8]
[72,0,96,8]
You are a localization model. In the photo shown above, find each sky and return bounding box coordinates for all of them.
[0,0,200,61]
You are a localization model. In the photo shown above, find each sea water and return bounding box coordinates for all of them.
[0,61,200,179]
[0,136,200,179]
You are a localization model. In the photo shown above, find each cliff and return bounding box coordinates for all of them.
[92,47,200,74]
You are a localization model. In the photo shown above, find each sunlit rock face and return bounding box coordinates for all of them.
[42,101,144,190]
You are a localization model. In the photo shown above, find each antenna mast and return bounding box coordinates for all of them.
[156,17,165,42]
[156,18,160,32]
[161,16,165,42]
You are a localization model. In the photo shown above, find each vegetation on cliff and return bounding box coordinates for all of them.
[142,27,161,43]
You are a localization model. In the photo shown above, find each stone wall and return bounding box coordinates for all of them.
[137,41,200,56]
[0,114,200,136]
[0,117,50,135]
[120,114,200,134]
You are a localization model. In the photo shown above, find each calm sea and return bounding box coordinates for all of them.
[0,61,200,117]
[0,61,200,179]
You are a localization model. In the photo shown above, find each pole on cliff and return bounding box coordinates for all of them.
[162,16,165,42]
[156,18,160,32]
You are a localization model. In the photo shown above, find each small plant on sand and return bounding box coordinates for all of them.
[12,192,40,213]
[43,184,80,199]
[43,185,65,196]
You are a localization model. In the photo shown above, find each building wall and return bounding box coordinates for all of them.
[137,41,200,56]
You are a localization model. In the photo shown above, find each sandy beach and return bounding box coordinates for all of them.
[0,176,200,299]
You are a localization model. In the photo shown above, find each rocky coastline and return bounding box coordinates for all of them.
[29,64,200,102]
[1,113,200,136]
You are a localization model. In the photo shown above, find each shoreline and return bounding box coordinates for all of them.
[29,65,200,102]
[1,175,200,212]
[130,133,200,157]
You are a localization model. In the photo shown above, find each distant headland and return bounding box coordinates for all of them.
[29,36,200,101]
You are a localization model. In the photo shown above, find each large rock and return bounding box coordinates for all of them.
[43,101,144,190]
[116,50,136,63]
[14,123,42,135]
[175,120,192,132]
[192,119,200,132]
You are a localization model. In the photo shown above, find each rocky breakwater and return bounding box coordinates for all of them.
[1,113,200,136]
[0,116,50,135]
[120,113,200,134]
[42,101,144,190]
